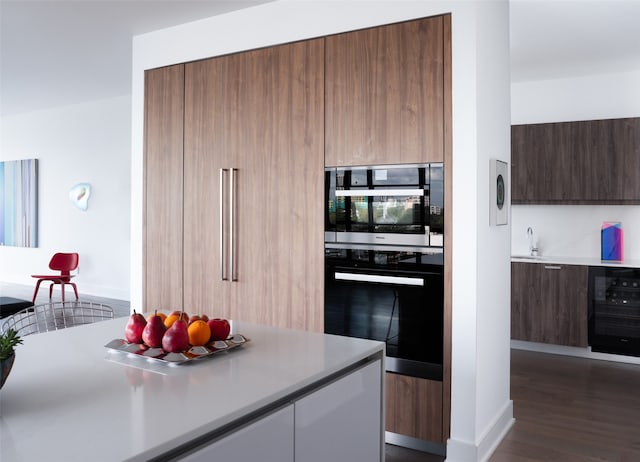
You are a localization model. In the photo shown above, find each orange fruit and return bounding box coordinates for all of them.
[188,320,211,346]
[164,312,188,329]
[147,311,167,322]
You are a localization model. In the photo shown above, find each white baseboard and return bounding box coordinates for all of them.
[445,400,514,462]
[511,340,640,365]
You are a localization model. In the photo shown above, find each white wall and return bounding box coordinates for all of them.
[131,1,512,460]
[0,96,131,300]
[511,69,640,260]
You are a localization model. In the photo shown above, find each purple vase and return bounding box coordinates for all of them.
[0,353,16,390]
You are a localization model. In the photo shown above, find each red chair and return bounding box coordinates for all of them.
[31,253,79,303]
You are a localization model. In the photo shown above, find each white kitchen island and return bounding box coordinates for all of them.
[0,317,384,461]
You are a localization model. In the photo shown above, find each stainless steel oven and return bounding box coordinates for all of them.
[324,243,444,380]
[324,163,445,380]
[325,163,443,248]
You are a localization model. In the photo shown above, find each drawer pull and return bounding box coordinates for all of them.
[544,265,562,270]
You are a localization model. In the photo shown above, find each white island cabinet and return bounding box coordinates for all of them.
[0,318,384,462]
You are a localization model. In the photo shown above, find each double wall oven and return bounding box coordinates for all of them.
[324,164,444,381]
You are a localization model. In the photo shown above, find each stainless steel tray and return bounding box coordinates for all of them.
[104,334,249,365]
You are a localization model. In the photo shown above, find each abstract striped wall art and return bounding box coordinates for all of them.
[0,158,38,247]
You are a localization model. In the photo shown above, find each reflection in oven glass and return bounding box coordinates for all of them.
[324,276,443,368]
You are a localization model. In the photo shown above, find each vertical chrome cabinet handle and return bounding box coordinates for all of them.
[230,168,238,281]
[219,168,228,281]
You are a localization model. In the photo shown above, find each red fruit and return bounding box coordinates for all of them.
[208,318,230,341]
[189,314,211,325]
[142,310,167,348]
[125,310,147,344]
[162,318,190,353]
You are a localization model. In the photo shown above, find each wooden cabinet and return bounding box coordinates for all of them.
[511,118,640,204]
[180,39,324,331]
[511,262,588,347]
[325,16,445,166]
[144,16,451,448]
[143,64,185,311]
[385,372,443,443]
[143,43,324,330]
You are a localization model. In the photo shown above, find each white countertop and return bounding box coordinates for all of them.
[511,255,640,269]
[0,318,384,462]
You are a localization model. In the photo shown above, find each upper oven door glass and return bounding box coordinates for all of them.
[326,164,443,247]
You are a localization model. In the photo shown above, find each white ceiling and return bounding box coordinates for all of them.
[0,0,273,116]
[1,0,640,117]
[510,0,640,82]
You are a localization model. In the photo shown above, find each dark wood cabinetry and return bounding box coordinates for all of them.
[325,16,445,166]
[143,64,185,311]
[511,118,640,204]
[511,262,588,347]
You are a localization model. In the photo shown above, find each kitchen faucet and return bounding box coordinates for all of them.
[527,227,539,256]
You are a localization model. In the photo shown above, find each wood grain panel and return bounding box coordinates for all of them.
[511,124,549,203]
[232,39,325,332]
[143,64,185,311]
[184,39,324,332]
[618,118,640,201]
[441,12,452,443]
[183,57,233,319]
[589,118,640,201]
[511,262,588,347]
[325,16,444,166]
[386,372,443,443]
[511,118,640,204]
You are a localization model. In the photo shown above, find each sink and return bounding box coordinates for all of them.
[511,254,547,260]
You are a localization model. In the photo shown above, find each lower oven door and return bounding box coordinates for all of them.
[325,256,443,381]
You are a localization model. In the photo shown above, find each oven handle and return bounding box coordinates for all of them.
[335,189,424,197]
[334,271,424,287]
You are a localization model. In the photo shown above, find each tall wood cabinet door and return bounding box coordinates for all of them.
[511,262,588,347]
[183,57,235,319]
[325,16,444,166]
[143,64,185,311]
[184,39,325,331]
[231,39,325,331]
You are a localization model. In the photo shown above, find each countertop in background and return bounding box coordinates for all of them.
[511,255,640,269]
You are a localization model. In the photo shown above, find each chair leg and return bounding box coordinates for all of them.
[32,280,44,303]
[60,282,66,303]
[49,283,54,299]
[71,283,79,300]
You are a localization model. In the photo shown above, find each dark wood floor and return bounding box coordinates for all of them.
[387,349,640,462]
[491,349,640,461]
[3,283,640,461]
